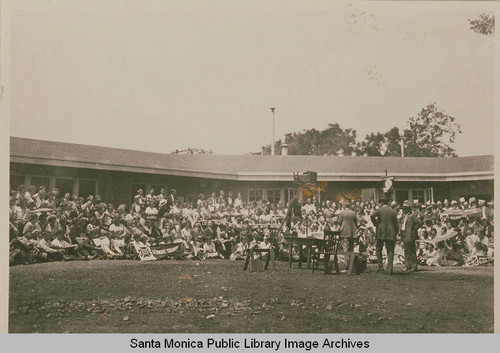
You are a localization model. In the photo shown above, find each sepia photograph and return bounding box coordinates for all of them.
[3,0,495,335]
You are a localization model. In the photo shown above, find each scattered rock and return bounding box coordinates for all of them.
[122,315,130,321]
[325,305,332,311]
[206,314,215,319]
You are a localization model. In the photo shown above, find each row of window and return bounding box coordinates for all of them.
[10,174,434,206]
[394,188,433,204]
[248,188,321,204]
[10,175,98,199]
[248,189,282,204]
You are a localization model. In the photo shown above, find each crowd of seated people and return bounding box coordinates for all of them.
[9,184,494,268]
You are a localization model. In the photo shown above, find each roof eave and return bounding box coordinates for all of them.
[11,156,493,182]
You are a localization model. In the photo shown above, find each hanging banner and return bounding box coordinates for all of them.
[443,208,482,219]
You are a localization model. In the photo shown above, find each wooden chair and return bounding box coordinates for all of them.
[312,231,360,275]
[311,230,340,274]
[243,248,276,272]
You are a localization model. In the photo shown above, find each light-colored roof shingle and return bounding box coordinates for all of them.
[10,137,493,182]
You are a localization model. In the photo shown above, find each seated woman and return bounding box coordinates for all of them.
[214,225,233,259]
[427,241,453,266]
[10,227,47,265]
[160,221,175,243]
[50,230,84,260]
[487,236,494,258]
[35,230,66,261]
[230,235,248,260]
[258,235,272,250]
[447,241,465,266]
[96,225,122,259]
[466,241,489,266]
[190,235,205,259]
[203,237,220,259]
[172,222,193,259]
[109,216,128,256]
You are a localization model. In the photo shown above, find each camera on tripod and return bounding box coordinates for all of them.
[293,171,317,185]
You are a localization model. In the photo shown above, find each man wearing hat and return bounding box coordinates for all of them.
[458,197,466,210]
[399,201,422,271]
[371,198,399,274]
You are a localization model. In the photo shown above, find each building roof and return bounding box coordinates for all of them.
[10,137,494,182]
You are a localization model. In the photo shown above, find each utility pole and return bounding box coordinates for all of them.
[270,107,276,155]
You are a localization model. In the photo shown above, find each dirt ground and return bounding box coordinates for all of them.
[9,260,494,333]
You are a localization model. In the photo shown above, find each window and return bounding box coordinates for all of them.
[10,175,25,191]
[395,189,409,205]
[56,178,74,197]
[248,189,263,202]
[31,176,50,191]
[410,189,425,204]
[266,189,281,204]
[79,179,97,199]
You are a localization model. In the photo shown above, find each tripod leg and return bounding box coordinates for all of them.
[324,253,330,274]
[334,254,340,275]
[264,252,270,270]
[298,246,303,269]
[306,246,312,269]
[243,253,250,271]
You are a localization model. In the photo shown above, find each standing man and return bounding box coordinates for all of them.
[166,189,177,213]
[399,200,422,272]
[371,198,399,274]
[338,203,358,252]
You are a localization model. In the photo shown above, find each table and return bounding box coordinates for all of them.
[283,236,325,269]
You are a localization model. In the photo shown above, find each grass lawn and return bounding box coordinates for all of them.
[9,260,494,333]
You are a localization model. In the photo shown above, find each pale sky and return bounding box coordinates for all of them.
[7,0,495,156]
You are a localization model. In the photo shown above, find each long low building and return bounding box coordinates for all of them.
[10,137,494,206]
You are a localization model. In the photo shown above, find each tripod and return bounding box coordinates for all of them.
[273,183,340,272]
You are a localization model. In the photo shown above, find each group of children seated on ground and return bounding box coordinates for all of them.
[9,185,494,267]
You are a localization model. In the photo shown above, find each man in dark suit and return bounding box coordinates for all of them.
[371,198,399,274]
[399,200,422,271]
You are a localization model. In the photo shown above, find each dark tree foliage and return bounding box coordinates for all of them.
[469,13,495,36]
[403,103,461,157]
[258,123,358,156]
[358,127,402,157]
[256,103,461,157]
